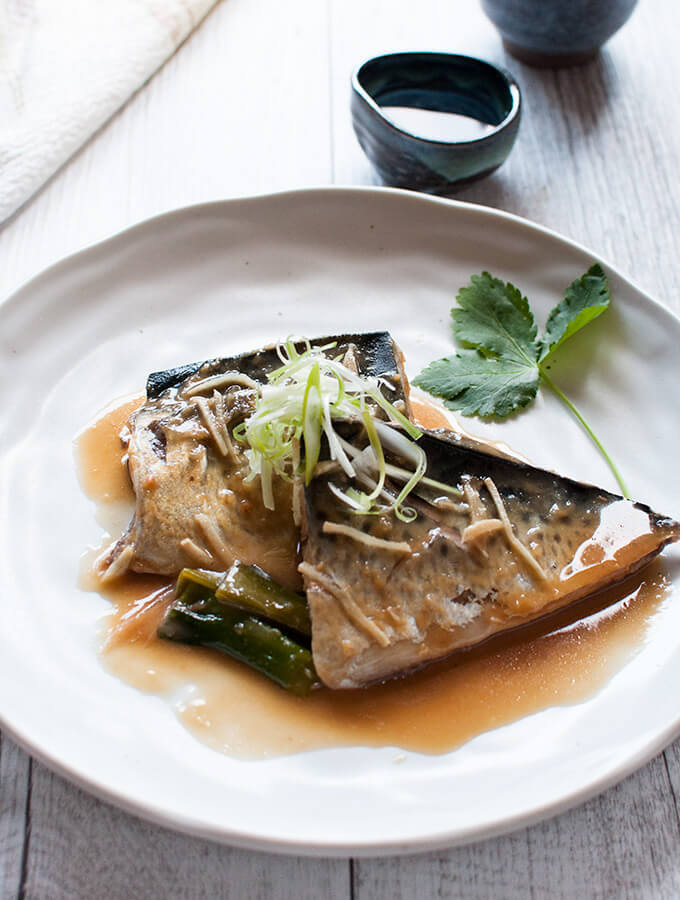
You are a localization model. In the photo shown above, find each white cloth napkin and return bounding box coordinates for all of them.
[0,0,218,224]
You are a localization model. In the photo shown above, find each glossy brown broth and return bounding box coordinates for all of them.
[76,396,670,759]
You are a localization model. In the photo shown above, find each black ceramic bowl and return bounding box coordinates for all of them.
[482,0,639,67]
[351,52,521,193]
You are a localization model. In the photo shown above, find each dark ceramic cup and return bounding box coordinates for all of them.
[351,52,521,193]
[482,0,639,67]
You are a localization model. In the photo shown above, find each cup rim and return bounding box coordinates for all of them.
[351,51,521,149]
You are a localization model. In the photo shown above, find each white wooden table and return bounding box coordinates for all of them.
[2,2,680,897]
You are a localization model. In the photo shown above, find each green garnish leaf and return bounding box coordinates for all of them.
[415,264,630,498]
[452,272,538,363]
[539,263,610,361]
[414,349,539,418]
[414,271,542,418]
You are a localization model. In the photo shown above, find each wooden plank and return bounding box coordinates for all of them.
[18,759,347,900]
[524,755,680,899]
[663,739,680,845]
[0,736,31,900]
[454,34,680,309]
[354,754,680,900]
[354,832,532,900]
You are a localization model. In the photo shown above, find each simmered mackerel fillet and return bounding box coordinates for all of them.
[300,424,680,688]
[102,333,410,590]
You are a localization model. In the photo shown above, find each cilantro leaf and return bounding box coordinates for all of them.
[452,272,539,366]
[539,263,610,362]
[414,350,539,418]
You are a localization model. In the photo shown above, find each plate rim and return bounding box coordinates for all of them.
[3,709,680,858]
[1,185,672,322]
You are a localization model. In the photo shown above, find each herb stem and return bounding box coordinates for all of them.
[539,369,630,499]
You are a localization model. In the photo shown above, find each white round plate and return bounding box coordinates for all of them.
[1,187,679,856]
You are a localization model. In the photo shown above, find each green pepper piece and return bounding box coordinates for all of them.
[215,562,311,637]
[176,564,311,637]
[158,582,319,696]
[176,568,222,593]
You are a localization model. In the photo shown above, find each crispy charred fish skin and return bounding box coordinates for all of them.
[102,333,410,588]
[301,424,680,689]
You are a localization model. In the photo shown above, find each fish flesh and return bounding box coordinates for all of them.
[300,423,680,688]
[102,333,410,590]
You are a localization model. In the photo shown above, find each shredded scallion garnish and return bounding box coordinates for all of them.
[236,339,425,520]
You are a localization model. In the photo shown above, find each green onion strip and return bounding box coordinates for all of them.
[236,339,429,519]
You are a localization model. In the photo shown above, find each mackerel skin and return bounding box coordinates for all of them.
[301,425,680,689]
[145,332,409,399]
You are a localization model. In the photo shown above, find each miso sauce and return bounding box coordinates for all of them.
[76,398,671,760]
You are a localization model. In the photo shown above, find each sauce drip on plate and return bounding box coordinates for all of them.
[76,397,671,760]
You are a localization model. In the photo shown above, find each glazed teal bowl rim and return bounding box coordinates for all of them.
[351,51,522,150]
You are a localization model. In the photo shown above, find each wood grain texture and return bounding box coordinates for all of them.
[353,755,680,900]
[0,737,30,900]
[1,0,679,898]
[8,753,346,900]
[335,0,680,309]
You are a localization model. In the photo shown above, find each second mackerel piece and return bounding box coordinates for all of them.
[300,424,680,689]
